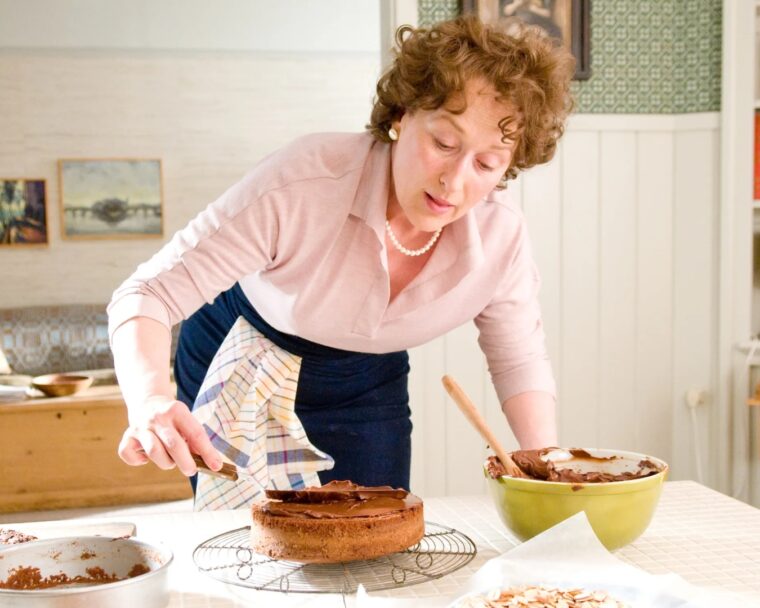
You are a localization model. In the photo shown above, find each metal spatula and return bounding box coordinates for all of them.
[191,454,267,489]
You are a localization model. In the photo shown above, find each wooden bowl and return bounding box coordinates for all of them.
[31,373,94,397]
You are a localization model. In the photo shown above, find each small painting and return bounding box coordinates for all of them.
[0,179,48,246]
[462,0,591,80]
[59,159,164,239]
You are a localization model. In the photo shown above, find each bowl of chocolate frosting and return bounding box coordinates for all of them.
[484,448,668,550]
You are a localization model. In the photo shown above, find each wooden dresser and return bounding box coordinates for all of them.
[0,386,192,513]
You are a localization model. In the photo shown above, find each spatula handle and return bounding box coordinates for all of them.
[441,375,525,478]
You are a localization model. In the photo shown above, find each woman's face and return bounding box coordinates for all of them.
[389,79,516,233]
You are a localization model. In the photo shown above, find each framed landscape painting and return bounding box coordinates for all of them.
[462,0,591,80]
[0,179,48,247]
[58,159,164,239]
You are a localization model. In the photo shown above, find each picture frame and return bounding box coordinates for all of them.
[461,0,591,80]
[58,158,164,240]
[0,179,48,247]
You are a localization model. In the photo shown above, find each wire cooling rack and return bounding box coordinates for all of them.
[193,521,476,594]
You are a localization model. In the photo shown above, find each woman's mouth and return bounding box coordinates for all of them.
[425,192,454,215]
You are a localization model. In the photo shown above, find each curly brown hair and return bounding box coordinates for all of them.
[367,15,575,184]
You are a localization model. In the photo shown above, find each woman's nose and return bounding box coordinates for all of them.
[440,156,469,193]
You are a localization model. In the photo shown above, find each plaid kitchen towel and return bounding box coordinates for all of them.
[192,316,334,510]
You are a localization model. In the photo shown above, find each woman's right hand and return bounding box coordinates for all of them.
[117,395,223,477]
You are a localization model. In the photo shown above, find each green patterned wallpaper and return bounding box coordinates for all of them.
[418,0,460,24]
[417,0,722,114]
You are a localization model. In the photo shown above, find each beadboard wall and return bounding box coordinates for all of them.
[409,113,721,497]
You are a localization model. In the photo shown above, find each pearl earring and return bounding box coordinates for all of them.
[388,127,399,141]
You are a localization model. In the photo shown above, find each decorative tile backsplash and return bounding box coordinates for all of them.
[417,0,722,114]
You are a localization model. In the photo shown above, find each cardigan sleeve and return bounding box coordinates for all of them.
[473,210,556,406]
[106,166,281,342]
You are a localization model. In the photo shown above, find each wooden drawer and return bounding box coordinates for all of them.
[0,386,192,513]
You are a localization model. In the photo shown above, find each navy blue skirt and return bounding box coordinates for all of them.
[174,284,412,489]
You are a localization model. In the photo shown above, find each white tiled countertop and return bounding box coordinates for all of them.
[2,481,759,607]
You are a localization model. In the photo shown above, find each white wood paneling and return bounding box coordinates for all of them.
[443,324,490,495]
[598,132,638,451]
[671,129,720,484]
[380,0,418,68]
[408,338,448,497]
[635,132,675,461]
[522,158,562,373]
[559,130,601,448]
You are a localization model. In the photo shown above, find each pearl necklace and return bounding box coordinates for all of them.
[385,220,442,257]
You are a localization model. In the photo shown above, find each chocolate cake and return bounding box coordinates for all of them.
[250,480,424,563]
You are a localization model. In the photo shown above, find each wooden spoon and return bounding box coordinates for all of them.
[441,375,526,478]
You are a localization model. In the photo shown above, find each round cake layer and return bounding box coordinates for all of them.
[250,482,424,564]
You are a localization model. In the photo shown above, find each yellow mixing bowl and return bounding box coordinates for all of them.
[484,448,668,550]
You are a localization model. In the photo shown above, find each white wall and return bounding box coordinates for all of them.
[0,1,381,308]
[409,113,721,497]
[0,0,380,52]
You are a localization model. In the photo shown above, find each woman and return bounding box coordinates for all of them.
[108,16,575,491]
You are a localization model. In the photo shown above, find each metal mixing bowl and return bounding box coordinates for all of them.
[0,536,172,607]
[484,448,669,550]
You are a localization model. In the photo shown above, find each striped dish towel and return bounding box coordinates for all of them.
[191,316,334,510]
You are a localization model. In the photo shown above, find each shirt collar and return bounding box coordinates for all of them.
[350,136,390,243]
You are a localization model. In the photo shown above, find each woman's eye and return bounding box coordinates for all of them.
[434,139,454,150]
[478,161,495,171]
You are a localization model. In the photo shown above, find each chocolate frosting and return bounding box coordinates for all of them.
[0,564,147,590]
[487,448,663,483]
[265,480,407,503]
[261,480,421,519]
